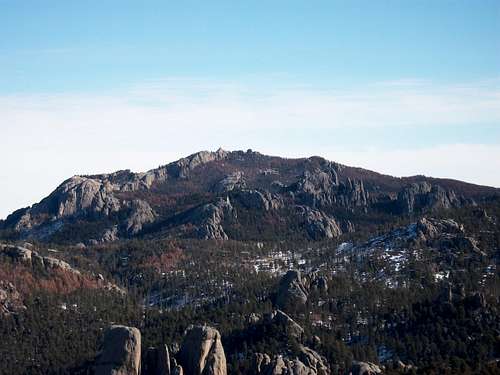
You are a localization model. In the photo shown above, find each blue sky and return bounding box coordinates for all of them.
[1,1,499,218]
[1,1,499,91]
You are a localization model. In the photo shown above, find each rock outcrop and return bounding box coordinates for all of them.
[169,149,228,179]
[233,190,283,211]
[350,361,383,375]
[275,270,330,310]
[276,270,309,309]
[178,325,227,375]
[253,346,330,375]
[0,243,125,295]
[191,198,236,240]
[396,182,465,214]
[95,325,141,375]
[213,172,246,193]
[0,281,25,315]
[291,166,369,210]
[124,199,157,235]
[296,206,343,240]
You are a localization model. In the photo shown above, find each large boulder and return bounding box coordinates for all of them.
[276,270,309,309]
[95,325,142,375]
[178,325,227,375]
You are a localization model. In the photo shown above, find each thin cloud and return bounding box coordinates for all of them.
[0,78,499,218]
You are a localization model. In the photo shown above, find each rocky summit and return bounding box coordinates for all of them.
[0,149,499,375]
[1,149,494,245]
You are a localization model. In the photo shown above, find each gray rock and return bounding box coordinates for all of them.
[178,325,227,375]
[276,270,309,309]
[124,199,157,235]
[254,346,330,375]
[396,182,467,214]
[234,190,283,211]
[192,197,235,240]
[296,206,342,239]
[214,172,246,193]
[351,361,383,375]
[95,325,141,375]
[170,148,228,178]
[0,281,25,315]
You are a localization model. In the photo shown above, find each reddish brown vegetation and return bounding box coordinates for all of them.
[140,247,184,274]
[0,262,101,296]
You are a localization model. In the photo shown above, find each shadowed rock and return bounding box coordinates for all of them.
[178,325,227,375]
[95,325,141,375]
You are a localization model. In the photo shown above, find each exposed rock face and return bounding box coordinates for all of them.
[252,353,272,373]
[101,225,120,242]
[253,346,330,375]
[192,198,236,240]
[396,182,464,214]
[276,270,309,309]
[39,176,121,219]
[0,243,78,274]
[214,172,246,193]
[294,168,339,206]
[234,190,283,211]
[95,325,141,375]
[350,361,383,375]
[291,166,369,210]
[0,281,25,315]
[415,217,482,253]
[3,149,486,244]
[275,270,330,310]
[178,325,227,375]
[124,199,157,235]
[169,149,228,179]
[297,206,343,239]
[416,217,463,239]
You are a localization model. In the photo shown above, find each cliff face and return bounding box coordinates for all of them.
[2,149,493,244]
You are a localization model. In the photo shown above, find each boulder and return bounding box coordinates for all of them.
[178,325,227,375]
[276,270,309,309]
[95,325,141,375]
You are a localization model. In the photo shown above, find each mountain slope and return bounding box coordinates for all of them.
[2,149,498,244]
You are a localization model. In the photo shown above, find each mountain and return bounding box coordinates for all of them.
[2,149,497,245]
[1,149,499,375]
